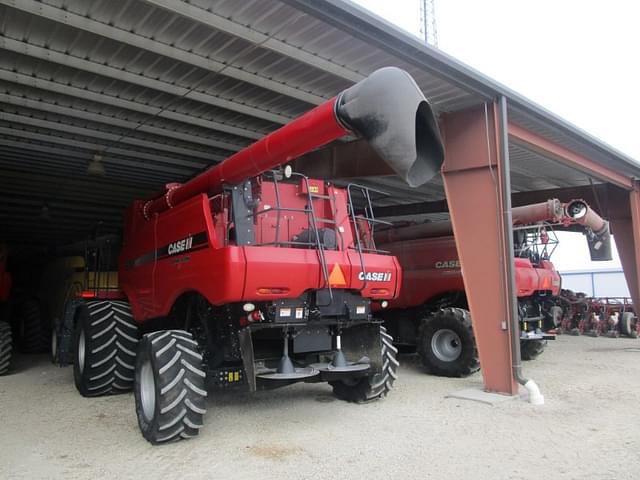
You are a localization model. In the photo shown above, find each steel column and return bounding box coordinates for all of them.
[608,184,640,308]
[440,102,518,395]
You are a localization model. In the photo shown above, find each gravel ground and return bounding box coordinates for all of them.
[1,335,639,480]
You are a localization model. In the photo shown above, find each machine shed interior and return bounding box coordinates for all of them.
[1,0,639,395]
[1,0,638,247]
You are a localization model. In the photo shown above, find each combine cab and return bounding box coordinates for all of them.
[66,67,445,444]
[376,199,612,377]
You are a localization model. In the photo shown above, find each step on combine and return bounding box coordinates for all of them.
[64,67,444,444]
[375,199,612,377]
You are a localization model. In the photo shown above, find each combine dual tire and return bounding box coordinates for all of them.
[17,299,48,353]
[135,330,207,444]
[331,326,399,403]
[73,300,140,397]
[418,308,479,377]
[520,340,546,361]
[0,321,12,375]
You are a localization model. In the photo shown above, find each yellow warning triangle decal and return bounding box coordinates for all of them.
[328,264,347,286]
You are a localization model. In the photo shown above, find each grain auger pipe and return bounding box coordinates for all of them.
[374,199,567,244]
[375,198,612,261]
[564,199,612,261]
[513,198,612,262]
[143,66,444,218]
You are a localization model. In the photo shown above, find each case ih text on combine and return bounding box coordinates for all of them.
[50,67,445,444]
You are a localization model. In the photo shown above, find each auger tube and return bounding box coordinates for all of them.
[376,200,565,244]
[564,199,612,261]
[143,67,444,218]
[375,199,609,252]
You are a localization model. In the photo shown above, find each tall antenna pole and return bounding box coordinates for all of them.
[419,0,438,47]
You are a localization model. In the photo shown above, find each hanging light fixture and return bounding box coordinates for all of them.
[87,153,106,176]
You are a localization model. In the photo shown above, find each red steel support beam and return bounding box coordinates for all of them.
[508,123,633,190]
[441,103,518,395]
[608,184,640,308]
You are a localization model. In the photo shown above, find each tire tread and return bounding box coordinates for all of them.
[74,300,139,397]
[135,330,207,445]
[0,321,12,375]
[331,326,398,403]
[417,307,480,377]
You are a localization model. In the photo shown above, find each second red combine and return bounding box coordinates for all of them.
[68,67,444,444]
[376,198,612,377]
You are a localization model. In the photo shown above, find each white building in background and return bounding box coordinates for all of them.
[560,269,630,297]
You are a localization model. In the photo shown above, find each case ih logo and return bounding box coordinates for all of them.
[435,260,461,269]
[128,231,210,269]
[358,271,392,282]
[168,236,194,255]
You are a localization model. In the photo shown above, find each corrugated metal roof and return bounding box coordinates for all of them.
[0,0,637,247]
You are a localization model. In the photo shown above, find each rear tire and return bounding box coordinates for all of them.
[0,321,12,375]
[620,312,635,337]
[549,305,564,329]
[17,299,48,353]
[331,326,398,403]
[520,339,546,361]
[50,324,59,364]
[134,330,207,444]
[73,300,140,397]
[418,308,479,377]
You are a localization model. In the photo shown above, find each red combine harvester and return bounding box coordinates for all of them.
[376,199,612,377]
[0,244,12,375]
[69,67,444,444]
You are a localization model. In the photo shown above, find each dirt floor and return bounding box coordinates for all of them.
[1,335,639,480]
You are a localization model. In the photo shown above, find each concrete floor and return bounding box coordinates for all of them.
[1,335,638,480]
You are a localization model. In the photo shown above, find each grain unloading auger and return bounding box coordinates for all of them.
[376,198,612,262]
[67,67,444,444]
[141,66,443,216]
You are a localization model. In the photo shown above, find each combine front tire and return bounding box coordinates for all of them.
[520,340,546,361]
[331,326,398,403]
[73,300,140,397]
[418,308,479,377]
[135,330,207,444]
[0,321,12,375]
